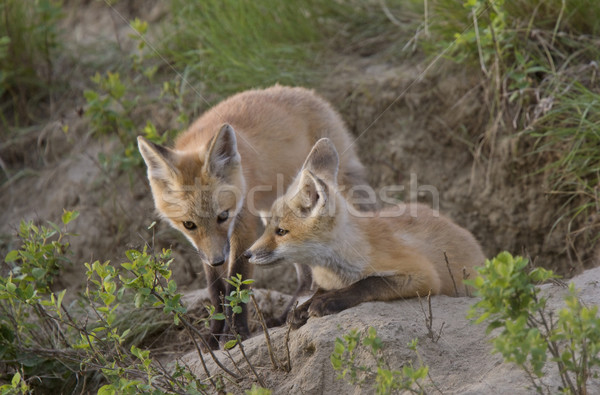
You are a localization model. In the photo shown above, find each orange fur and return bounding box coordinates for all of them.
[138,86,369,345]
[247,139,485,324]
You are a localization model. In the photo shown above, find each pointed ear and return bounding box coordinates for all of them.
[138,136,179,181]
[301,138,339,184]
[204,124,241,178]
[296,169,328,214]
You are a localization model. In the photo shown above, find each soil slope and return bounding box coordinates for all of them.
[183,267,600,394]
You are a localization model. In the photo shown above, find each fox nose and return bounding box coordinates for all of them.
[210,257,226,266]
[243,250,252,259]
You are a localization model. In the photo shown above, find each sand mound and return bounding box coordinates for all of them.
[181,267,600,394]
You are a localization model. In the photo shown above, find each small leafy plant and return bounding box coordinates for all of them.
[84,71,174,172]
[469,251,600,394]
[0,211,265,393]
[331,327,430,394]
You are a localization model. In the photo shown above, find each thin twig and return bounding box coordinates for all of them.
[224,310,266,388]
[535,300,576,392]
[224,348,243,376]
[251,294,282,370]
[179,311,239,379]
[284,317,293,372]
[462,267,471,297]
[149,289,238,380]
[444,252,459,296]
[236,335,266,388]
[182,321,216,390]
[417,291,444,343]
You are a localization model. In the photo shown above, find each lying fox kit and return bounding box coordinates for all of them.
[246,138,485,327]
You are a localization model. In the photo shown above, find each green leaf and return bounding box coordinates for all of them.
[5,282,16,293]
[167,280,177,294]
[11,372,20,387]
[134,293,145,308]
[333,339,345,355]
[330,354,342,370]
[97,384,116,395]
[62,210,79,225]
[4,250,19,263]
[224,339,238,350]
[32,267,46,280]
[83,89,99,102]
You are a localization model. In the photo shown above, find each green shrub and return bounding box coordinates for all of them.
[1,210,80,392]
[469,251,600,394]
[0,211,256,393]
[84,70,177,172]
[83,16,182,174]
[331,327,430,394]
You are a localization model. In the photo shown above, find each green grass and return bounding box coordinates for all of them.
[0,0,64,129]
[414,0,600,263]
[157,0,407,96]
[157,0,334,94]
[528,83,600,238]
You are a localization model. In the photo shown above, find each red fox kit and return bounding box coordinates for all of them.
[137,86,369,347]
[245,138,485,327]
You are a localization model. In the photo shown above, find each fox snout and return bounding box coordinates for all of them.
[200,239,230,267]
[244,248,281,266]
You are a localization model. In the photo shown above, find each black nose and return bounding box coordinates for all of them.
[211,258,226,267]
[243,250,252,259]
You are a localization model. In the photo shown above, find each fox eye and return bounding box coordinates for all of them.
[217,210,229,224]
[183,221,197,230]
[275,228,288,236]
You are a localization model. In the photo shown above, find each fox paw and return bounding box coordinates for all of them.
[287,306,310,329]
[307,296,347,317]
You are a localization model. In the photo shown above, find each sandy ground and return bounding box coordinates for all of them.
[181,267,600,394]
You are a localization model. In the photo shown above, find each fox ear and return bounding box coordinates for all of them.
[301,138,339,184]
[204,124,241,178]
[296,169,328,214]
[138,136,179,181]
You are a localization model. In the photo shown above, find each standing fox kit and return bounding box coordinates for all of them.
[137,86,369,346]
[246,139,485,327]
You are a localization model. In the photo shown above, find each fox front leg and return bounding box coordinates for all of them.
[203,265,226,350]
[268,263,313,327]
[220,254,252,345]
[308,275,425,318]
[220,213,260,344]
